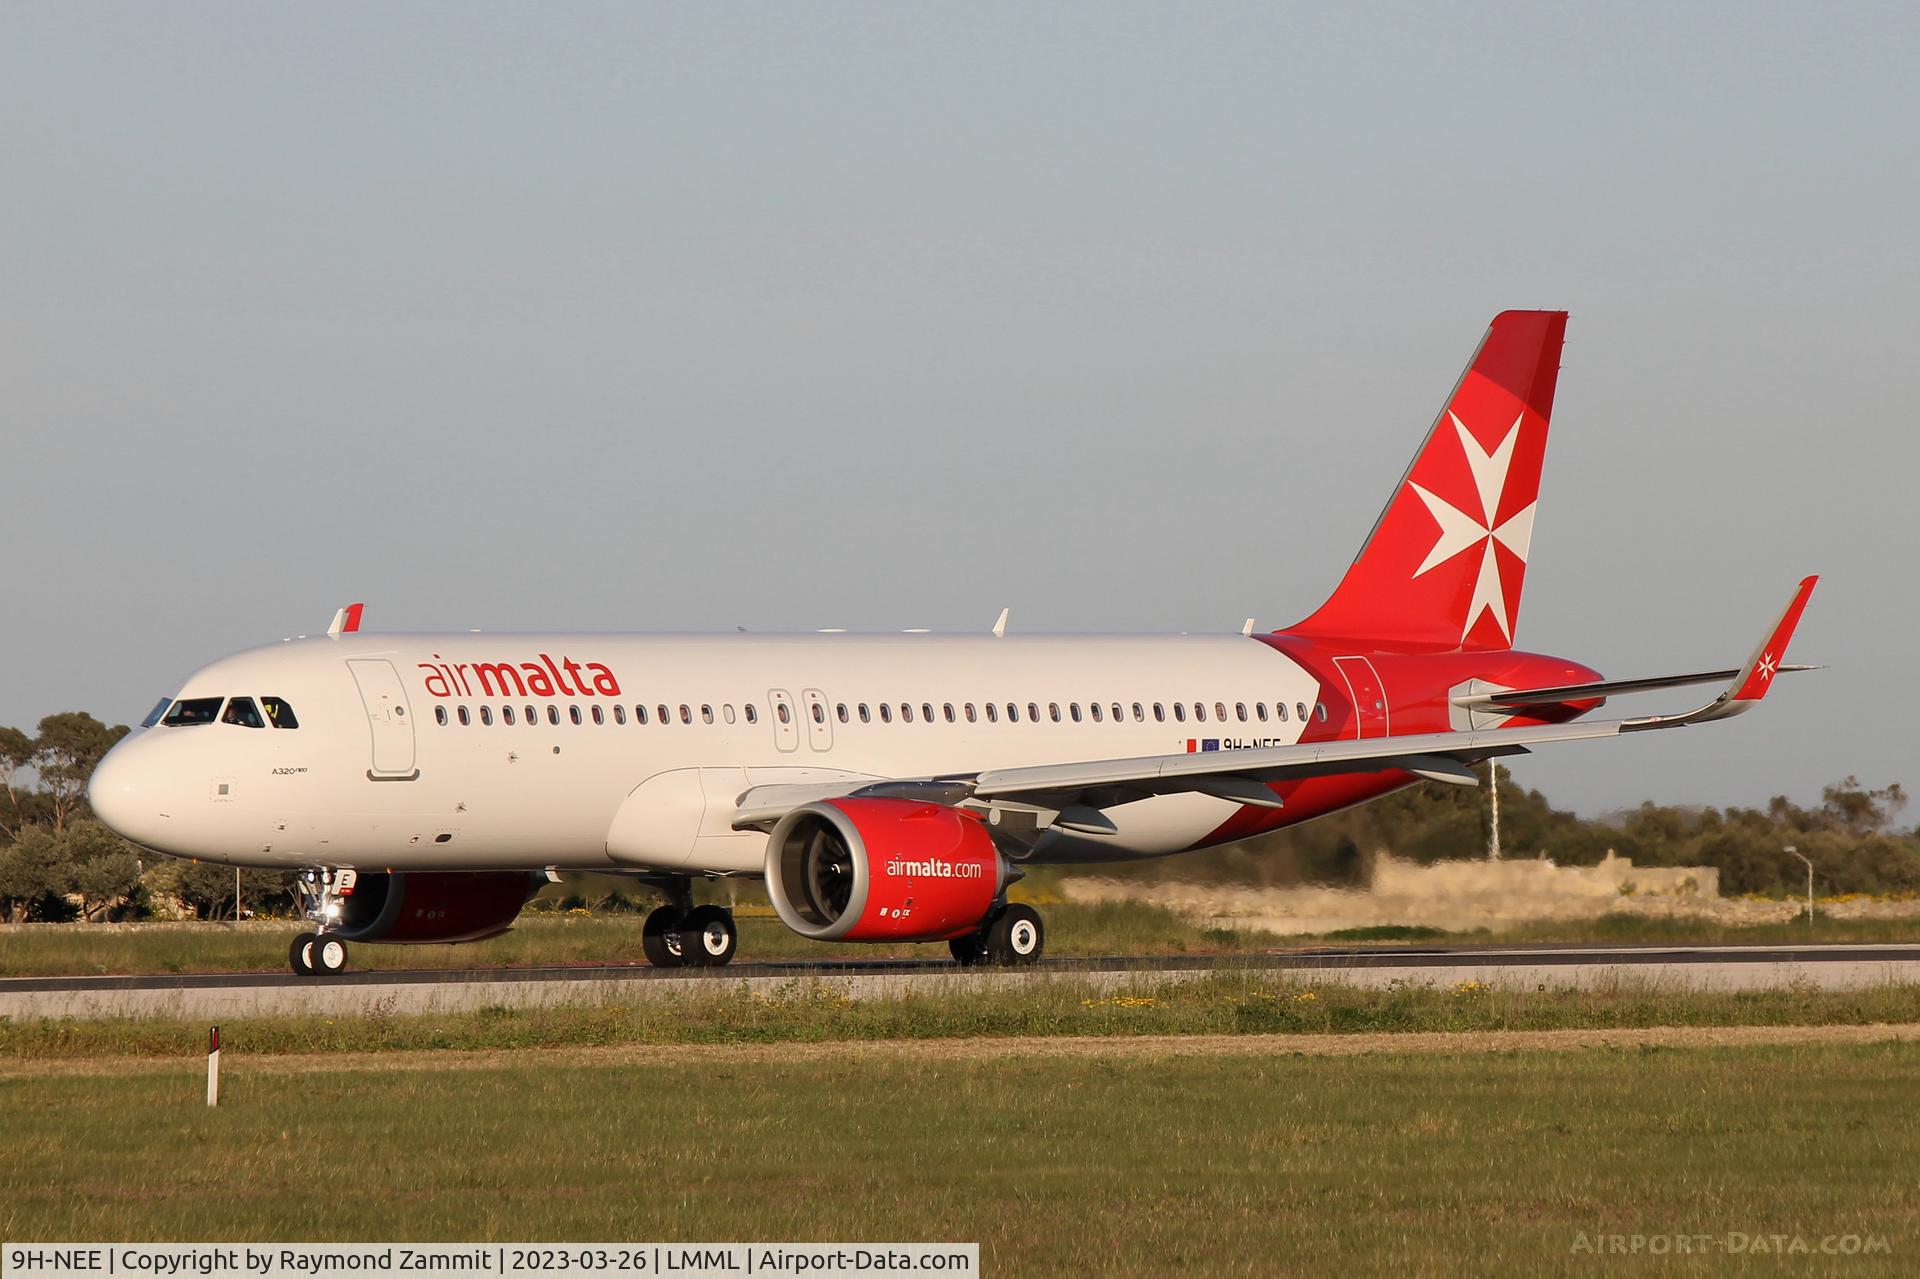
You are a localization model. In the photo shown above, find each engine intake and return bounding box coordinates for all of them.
[333,871,546,944]
[765,799,1013,943]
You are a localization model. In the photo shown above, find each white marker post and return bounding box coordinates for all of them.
[207,1026,220,1107]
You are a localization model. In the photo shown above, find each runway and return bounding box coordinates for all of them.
[6,943,1920,1020]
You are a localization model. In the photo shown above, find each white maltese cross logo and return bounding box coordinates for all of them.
[1408,412,1536,643]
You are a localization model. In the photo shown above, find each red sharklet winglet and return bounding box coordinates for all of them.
[327,602,365,638]
[1728,576,1817,704]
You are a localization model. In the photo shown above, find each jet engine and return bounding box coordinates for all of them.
[764,798,1015,942]
[328,870,547,944]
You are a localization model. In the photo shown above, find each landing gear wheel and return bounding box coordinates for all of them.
[289,932,317,976]
[683,905,738,967]
[642,906,687,968]
[311,935,349,975]
[948,931,990,967]
[986,904,1045,966]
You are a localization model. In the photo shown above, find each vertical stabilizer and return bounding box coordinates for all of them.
[1290,310,1567,652]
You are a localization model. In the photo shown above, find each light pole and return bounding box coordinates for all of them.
[1785,844,1814,934]
[1487,763,1501,861]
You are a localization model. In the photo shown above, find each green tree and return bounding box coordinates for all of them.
[0,725,33,841]
[32,713,129,831]
[63,820,143,921]
[0,827,66,922]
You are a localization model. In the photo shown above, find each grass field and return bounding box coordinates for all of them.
[4,900,1918,979]
[4,1038,1915,1276]
[8,974,1920,1059]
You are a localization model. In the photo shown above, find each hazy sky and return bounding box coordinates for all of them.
[3,3,1915,818]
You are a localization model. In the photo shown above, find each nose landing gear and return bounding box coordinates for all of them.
[289,867,353,976]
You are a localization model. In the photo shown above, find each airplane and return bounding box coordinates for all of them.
[87,310,1818,976]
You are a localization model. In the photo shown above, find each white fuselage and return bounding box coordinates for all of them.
[90,631,1327,874]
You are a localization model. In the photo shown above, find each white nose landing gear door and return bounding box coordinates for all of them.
[347,659,419,780]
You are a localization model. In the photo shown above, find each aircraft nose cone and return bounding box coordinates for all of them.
[88,735,172,851]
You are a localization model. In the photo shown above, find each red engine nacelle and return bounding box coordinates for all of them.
[332,871,546,944]
[765,799,1013,943]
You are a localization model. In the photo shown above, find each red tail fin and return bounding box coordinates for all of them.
[1290,310,1568,652]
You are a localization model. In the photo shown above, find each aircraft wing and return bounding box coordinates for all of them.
[732,576,1816,827]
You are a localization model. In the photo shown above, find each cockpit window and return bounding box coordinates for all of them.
[260,697,299,729]
[162,697,223,726]
[221,697,267,728]
[141,699,172,728]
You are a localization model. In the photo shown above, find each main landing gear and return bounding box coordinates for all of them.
[949,903,1045,967]
[640,876,738,969]
[289,866,352,977]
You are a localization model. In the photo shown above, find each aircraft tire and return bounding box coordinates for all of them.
[642,906,687,968]
[684,905,738,967]
[985,905,1044,966]
[289,932,317,976]
[312,935,349,976]
[948,931,989,966]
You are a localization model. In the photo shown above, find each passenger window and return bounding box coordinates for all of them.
[1132,702,1144,722]
[923,703,935,723]
[1028,703,1039,723]
[837,703,849,723]
[1194,703,1207,723]
[458,706,471,726]
[591,705,604,726]
[570,706,584,726]
[1296,702,1308,722]
[985,703,998,723]
[880,703,893,723]
[657,705,671,725]
[1256,703,1269,722]
[964,703,977,723]
[680,705,693,725]
[1153,703,1166,723]
[505,705,518,726]
[1216,702,1228,722]
[1173,703,1186,723]
[260,697,300,729]
[1071,703,1083,723]
[549,705,561,726]
[1007,703,1019,723]
[1089,703,1102,723]
[477,705,492,726]
[724,704,737,724]
[526,704,537,725]
[777,703,791,725]
[221,697,266,729]
[702,705,715,725]
[744,704,758,725]
[810,703,824,724]
[943,703,955,723]
[1113,703,1124,723]
[435,706,448,726]
[1049,703,1061,723]
[1235,702,1247,722]
[634,704,648,725]
[1278,702,1289,722]
[901,704,914,723]
[858,703,871,723]
[1316,702,1329,722]
[613,705,625,726]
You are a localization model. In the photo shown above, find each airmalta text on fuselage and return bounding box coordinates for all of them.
[417,653,621,700]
